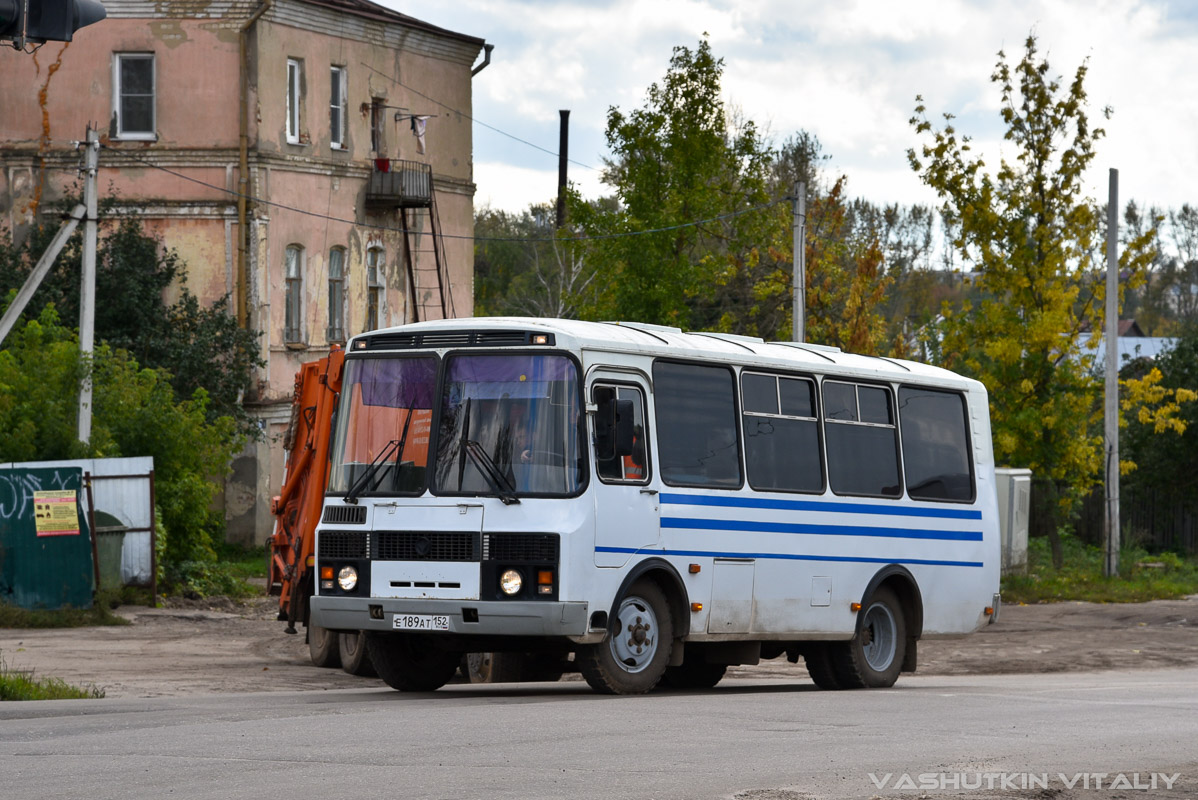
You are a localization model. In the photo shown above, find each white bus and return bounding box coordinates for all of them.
[310,317,1001,694]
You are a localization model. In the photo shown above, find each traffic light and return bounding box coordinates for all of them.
[1,0,106,48]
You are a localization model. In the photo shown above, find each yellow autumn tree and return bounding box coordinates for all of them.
[908,35,1156,565]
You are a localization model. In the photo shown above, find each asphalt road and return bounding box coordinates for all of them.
[2,669,1196,800]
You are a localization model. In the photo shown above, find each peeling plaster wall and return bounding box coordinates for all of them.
[2,1,484,546]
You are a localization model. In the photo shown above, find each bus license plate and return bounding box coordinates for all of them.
[392,614,450,632]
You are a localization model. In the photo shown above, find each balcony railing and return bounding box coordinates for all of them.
[366,159,432,208]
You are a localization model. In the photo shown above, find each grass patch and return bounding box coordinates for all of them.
[218,543,268,581]
[0,656,104,700]
[0,590,131,629]
[1002,534,1198,604]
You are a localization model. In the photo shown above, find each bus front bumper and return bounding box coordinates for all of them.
[310,596,600,642]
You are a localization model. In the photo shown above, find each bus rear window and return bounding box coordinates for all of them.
[899,387,974,502]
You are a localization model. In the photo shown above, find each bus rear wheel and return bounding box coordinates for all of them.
[339,630,377,677]
[365,632,459,692]
[307,624,341,669]
[578,580,673,695]
[830,586,906,689]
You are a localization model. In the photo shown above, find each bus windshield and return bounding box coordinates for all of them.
[433,353,583,497]
[328,356,438,496]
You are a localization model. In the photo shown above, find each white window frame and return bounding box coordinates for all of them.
[327,246,346,342]
[285,244,305,344]
[366,246,384,331]
[112,53,156,141]
[330,66,347,150]
[286,58,303,145]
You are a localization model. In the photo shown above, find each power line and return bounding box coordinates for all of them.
[98,145,785,243]
[358,62,598,172]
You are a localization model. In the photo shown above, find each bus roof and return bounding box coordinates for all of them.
[351,317,981,391]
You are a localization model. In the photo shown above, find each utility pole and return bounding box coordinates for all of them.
[792,181,806,342]
[556,110,569,229]
[77,126,99,445]
[1103,168,1120,577]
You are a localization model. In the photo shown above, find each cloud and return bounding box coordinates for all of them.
[388,0,1197,212]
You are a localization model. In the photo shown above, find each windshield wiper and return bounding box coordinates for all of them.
[389,404,416,491]
[344,438,401,504]
[464,439,520,505]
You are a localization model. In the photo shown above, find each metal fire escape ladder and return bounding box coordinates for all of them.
[399,191,452,322]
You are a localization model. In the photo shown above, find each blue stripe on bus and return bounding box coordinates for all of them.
[661,516,983,542]
[595,546,984,569]
[659,492,983,520]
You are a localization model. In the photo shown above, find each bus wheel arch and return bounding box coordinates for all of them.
[861,565,922,673]
[609,558,691,639]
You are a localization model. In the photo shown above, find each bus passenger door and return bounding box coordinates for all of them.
[590,379,659,567]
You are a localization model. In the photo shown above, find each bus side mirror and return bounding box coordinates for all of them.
[594,389,635,459]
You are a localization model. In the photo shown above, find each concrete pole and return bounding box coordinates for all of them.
[77,127,99,445]
[556,110,569,229]
[792,181,806,342]
[1103,168,1120,577]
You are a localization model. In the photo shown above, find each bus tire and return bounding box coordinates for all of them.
[339,631,377,677]
[465,652,524,683]
[832,586,906,689]
[662,660,726,689]
[365,632,459,692]
[802,643,843,690]
[307,624,341,669]
[578,579,674,695]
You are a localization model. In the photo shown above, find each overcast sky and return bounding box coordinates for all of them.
[386,0,1197,216]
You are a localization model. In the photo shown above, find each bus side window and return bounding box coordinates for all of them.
[898,386,975,502]
[823,380,902,498]
[594,384,649,484]
[742,372,823,494]
[653,361,742,489]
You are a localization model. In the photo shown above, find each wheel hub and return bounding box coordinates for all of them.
[609,596,658,673]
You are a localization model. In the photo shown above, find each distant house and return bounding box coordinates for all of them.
[1080,319,1177,368]
[0,0,489,543]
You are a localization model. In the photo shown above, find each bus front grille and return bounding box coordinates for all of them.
[373,531,479,561]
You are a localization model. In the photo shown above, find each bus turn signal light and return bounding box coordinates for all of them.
[688,564,701,574]
[320,566,334,580]
[691,603,703,612]
[537,570,553,585]
[850,602,862,612]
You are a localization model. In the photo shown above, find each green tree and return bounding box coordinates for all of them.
[0,305,243,569]
[572,38,773,327]
[908,35,1156,565]
[0,199,261,433]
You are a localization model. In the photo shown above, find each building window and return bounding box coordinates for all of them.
[366,246,383,331]
[113,53,155,139]
[285,245,304,343]
[330,66,346,149]
[286,59,303,144]
[327,247,345,342]
[370,98,385,154]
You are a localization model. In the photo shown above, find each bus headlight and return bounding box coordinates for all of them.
[500,569,523,595]
[337,566,359,592]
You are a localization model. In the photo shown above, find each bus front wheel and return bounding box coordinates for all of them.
[831,586,906,689]
[365,632,459,692]
[578,579,674,695]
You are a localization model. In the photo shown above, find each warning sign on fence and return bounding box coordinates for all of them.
[33,490,81,537]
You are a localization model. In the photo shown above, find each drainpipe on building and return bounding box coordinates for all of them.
[237,0,272,330]
[471,43,493,77]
